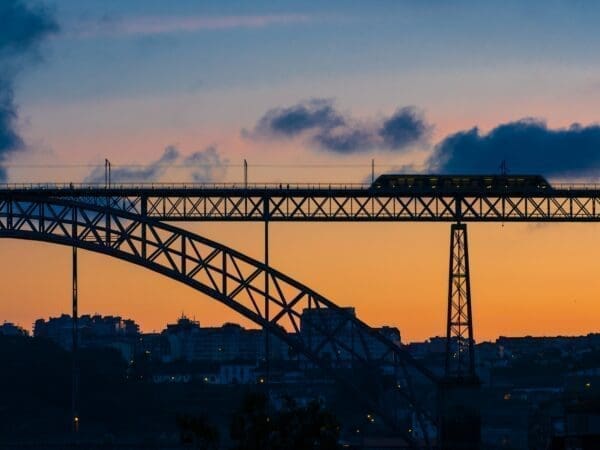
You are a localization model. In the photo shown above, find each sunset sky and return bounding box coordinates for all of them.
[2,0,600,342]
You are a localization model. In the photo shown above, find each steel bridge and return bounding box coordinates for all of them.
[2,182,599,221]
[1,181,598,448]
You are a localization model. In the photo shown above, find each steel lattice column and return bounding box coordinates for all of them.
[72,245,80,433]
[440,223,481,450]
[445,223,475,379]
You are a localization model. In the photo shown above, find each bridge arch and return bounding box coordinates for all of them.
[0,196,437,444]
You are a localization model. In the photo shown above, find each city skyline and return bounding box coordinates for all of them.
[4,292,600,344]
[1,0,600,343]
[3,2,600,448]
[6,309,599,344]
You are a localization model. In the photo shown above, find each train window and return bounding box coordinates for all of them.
[375,174,550,192]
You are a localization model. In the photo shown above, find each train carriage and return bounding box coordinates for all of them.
[371,174,551,193]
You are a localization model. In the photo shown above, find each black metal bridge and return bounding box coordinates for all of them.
[1,180,598,448]
[2,182,599,221]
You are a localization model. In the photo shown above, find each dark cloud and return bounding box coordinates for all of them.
[380,107,430,150]
[426,118,600,176]
[314,127,374,154]
[0,82,23,181]
[85,146,229,183]
[244,99,430,154]
[0,1,58,55]
[250,98,344,138]
[0,0,58,181]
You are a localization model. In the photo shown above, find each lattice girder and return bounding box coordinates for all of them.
[445,223,476,379]
[0,196,438,447]
[26,187,600,221]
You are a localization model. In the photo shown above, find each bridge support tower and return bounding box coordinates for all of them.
[439,223,481,450]
[72,245,80,434]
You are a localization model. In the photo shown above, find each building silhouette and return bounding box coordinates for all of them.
[34,314,140,360]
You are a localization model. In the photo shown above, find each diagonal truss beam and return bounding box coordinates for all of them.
[5,187,597,221]
[0,196,438,447]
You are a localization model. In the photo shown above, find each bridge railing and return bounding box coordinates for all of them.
[0,181,599,191]
[0,182,372,190]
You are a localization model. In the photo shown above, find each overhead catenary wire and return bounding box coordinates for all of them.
[2,160,391,184]
[3,162,398,169]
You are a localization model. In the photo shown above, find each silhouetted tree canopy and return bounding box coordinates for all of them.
[177,413,220,449]
[230,392,341,450]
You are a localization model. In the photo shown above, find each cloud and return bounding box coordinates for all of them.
[0,0,57,55]
[0,82,23,181]
[0,0,58,181]
[86,146,180,183]
[244,99,431,154]
[184,146,229,182]
[314,127,375,154]
[69,14,311,39]
[250,99,345,138]
[380,107,431,150]
[85,145,229,183]
[426,118,600,176]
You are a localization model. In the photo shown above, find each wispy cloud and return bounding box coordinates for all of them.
[69,14,312,39]
[85,146,179,183]
[183,146,229,182]
[84,145,229,183]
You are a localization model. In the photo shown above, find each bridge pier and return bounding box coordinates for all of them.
[263,199,270,391]
[439,223,481,450]
[71,245,79,434]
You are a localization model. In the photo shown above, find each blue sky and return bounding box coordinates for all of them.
[4,0,600,182]
[23,0,600,102]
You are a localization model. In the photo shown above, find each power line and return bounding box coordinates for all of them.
[4,162,400,169]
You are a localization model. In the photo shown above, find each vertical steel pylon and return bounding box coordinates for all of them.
[439,223,481,450]
[445,223,475,379]
[72,245,79,433]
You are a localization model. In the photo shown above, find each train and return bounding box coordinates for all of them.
[370,174,551,192]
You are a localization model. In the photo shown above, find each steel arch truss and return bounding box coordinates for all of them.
[0,196,437,446]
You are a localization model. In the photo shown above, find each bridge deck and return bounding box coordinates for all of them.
[0,181,599,191]
[1,183,599,221]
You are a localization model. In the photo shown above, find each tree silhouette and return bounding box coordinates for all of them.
[230,392,341,450]
[177,413,220,450]
[230,392,270,450]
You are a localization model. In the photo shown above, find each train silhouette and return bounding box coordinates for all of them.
[371,174,551,193]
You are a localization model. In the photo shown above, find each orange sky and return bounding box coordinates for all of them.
[5,98,600,343]
[5,1,600,346]
[2,219,599,343]
[5,118,600,343]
